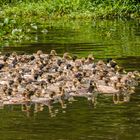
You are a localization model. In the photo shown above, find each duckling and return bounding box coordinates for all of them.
[36,50,43,57]
[72,55,77,62]
[107,58,117,68]
[133,71,140,83]
[85,54,94,64]
[50,50,57,56]
[120,72,135,85]
[63,52,72,60]
[96,80,120,94]
[0,50,138,107]
[87,82,98,106]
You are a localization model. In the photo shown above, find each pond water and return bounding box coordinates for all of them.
[0,19,140,140]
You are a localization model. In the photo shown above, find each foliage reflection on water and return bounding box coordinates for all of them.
[1,19,140,58]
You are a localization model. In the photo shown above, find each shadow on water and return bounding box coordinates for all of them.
[0,19,140,140]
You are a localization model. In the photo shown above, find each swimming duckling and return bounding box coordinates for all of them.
[133,71,140,82]
[0,50,138,107]
[85,54,94,64]
[50,50,57,56]
[63,52,72,60]
[107,58,118,68]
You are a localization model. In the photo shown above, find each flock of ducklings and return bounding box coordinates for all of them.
[0,50,139,110]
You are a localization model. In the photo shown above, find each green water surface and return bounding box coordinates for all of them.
[0,19,140,140]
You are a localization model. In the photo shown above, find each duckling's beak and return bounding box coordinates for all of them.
[123,70,127,74]
[131,87,135,90]
[116,65,127,74]
[63,53,72,60]
[112,60,117,63]
[131,75,135,79]
[115,65,120,70]
[67,55,72,60]
[93,82,97,88]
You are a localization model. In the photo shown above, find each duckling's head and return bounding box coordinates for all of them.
[50,50,57,56]
[88,54,94,59]
[133,71,140,77]
[88,81,97,93]
[57,59,63,66]
[47,75,53,83]
[36,50,43,56]
[35,91,41,97]
[3,55,8,62]
[97,60,104,66]
[116,67,126,74]
[40,80,47,87]
[106,58,112,63]
[59,86,63,92]
[127,72,135,78]
[73,78,78,85]
[63,52,72,60]
[9,80,14,86]
[4,52,11,57]
[117,75,122,82]
[107,58,118,68]
[30,55,35,61]
[66,64,72,70]
[72,55,77,62]
[0,63,4,70]
[11,51,17,57]
[49,92,56,98]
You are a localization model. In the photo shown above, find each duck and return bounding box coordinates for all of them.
[0,50,138,108]
[84,54,94,65]
[63,52,72,60]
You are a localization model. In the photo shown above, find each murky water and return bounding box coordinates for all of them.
[0,19,140,140]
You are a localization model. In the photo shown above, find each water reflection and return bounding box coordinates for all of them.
[1,19,140,58]
[0,92,135,118]
[0,88,140,140]
[0,98,90,118]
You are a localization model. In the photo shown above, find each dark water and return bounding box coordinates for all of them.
[0,19,140,140]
